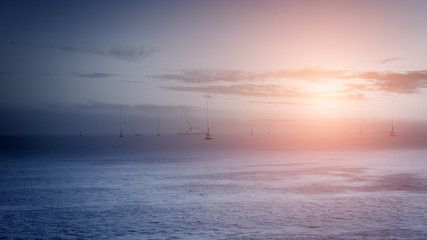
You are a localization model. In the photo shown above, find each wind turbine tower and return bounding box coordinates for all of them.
[204,95,213,140]
[389,98,396,137]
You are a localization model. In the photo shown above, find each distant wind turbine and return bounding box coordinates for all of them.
[204,95,212,140]
[389,80,396,137]
[157,112,160,137]
[389,98,396,137]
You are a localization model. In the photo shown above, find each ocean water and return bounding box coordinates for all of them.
[1,135,427,239]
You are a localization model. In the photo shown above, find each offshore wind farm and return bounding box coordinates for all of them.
[2,0,427,239]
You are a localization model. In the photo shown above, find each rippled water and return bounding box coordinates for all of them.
[1,136,427,239]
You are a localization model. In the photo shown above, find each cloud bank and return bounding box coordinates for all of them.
[59,44,159,62]
[151,68,352,83]
[163,84,305,98]
[378,57,404,65]
[355,71,427,93]
[155,68,427,97]
[246,100,312,106]
[13,41,159,62]
[73,72,118,78]
[46,101,199,113]
[151,69,265,83]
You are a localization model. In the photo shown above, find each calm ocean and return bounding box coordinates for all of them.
[1,135,427,239]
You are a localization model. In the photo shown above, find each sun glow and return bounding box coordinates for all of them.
[301,80,351,119]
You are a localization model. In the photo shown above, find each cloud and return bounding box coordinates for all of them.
[155,69,365,100]
[151,68,352,83]
[119,80,146,84]
[338,93,366,101]
[73,72,118,78]
[378,57,404,64]
[46,101,199,113]
[271,68,352,82]
[341,83,372,93]
[59,45,159,62]
[164,83,367,102]
[0,71,122,81]
[13,41,159,62]
[163,84,306,98]
[356,71,427,93]
[151,69,265,83]
[246,100,312,106]
[156,68,427,96]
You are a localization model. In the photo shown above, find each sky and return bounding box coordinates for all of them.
[2,0,427,136]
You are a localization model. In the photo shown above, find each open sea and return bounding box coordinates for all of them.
[1,135,427,239]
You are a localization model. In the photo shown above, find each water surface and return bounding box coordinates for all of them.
[1,136,427,239]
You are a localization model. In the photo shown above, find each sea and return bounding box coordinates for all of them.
[1,134,427,239]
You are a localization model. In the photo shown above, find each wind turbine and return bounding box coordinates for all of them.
[389,80,397,137]
[157,112,160,137]
[204,95,213,140]
[389,98,396,137]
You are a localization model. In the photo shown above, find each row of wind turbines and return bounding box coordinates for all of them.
[77,94,398,139]
[77,95,214,140]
